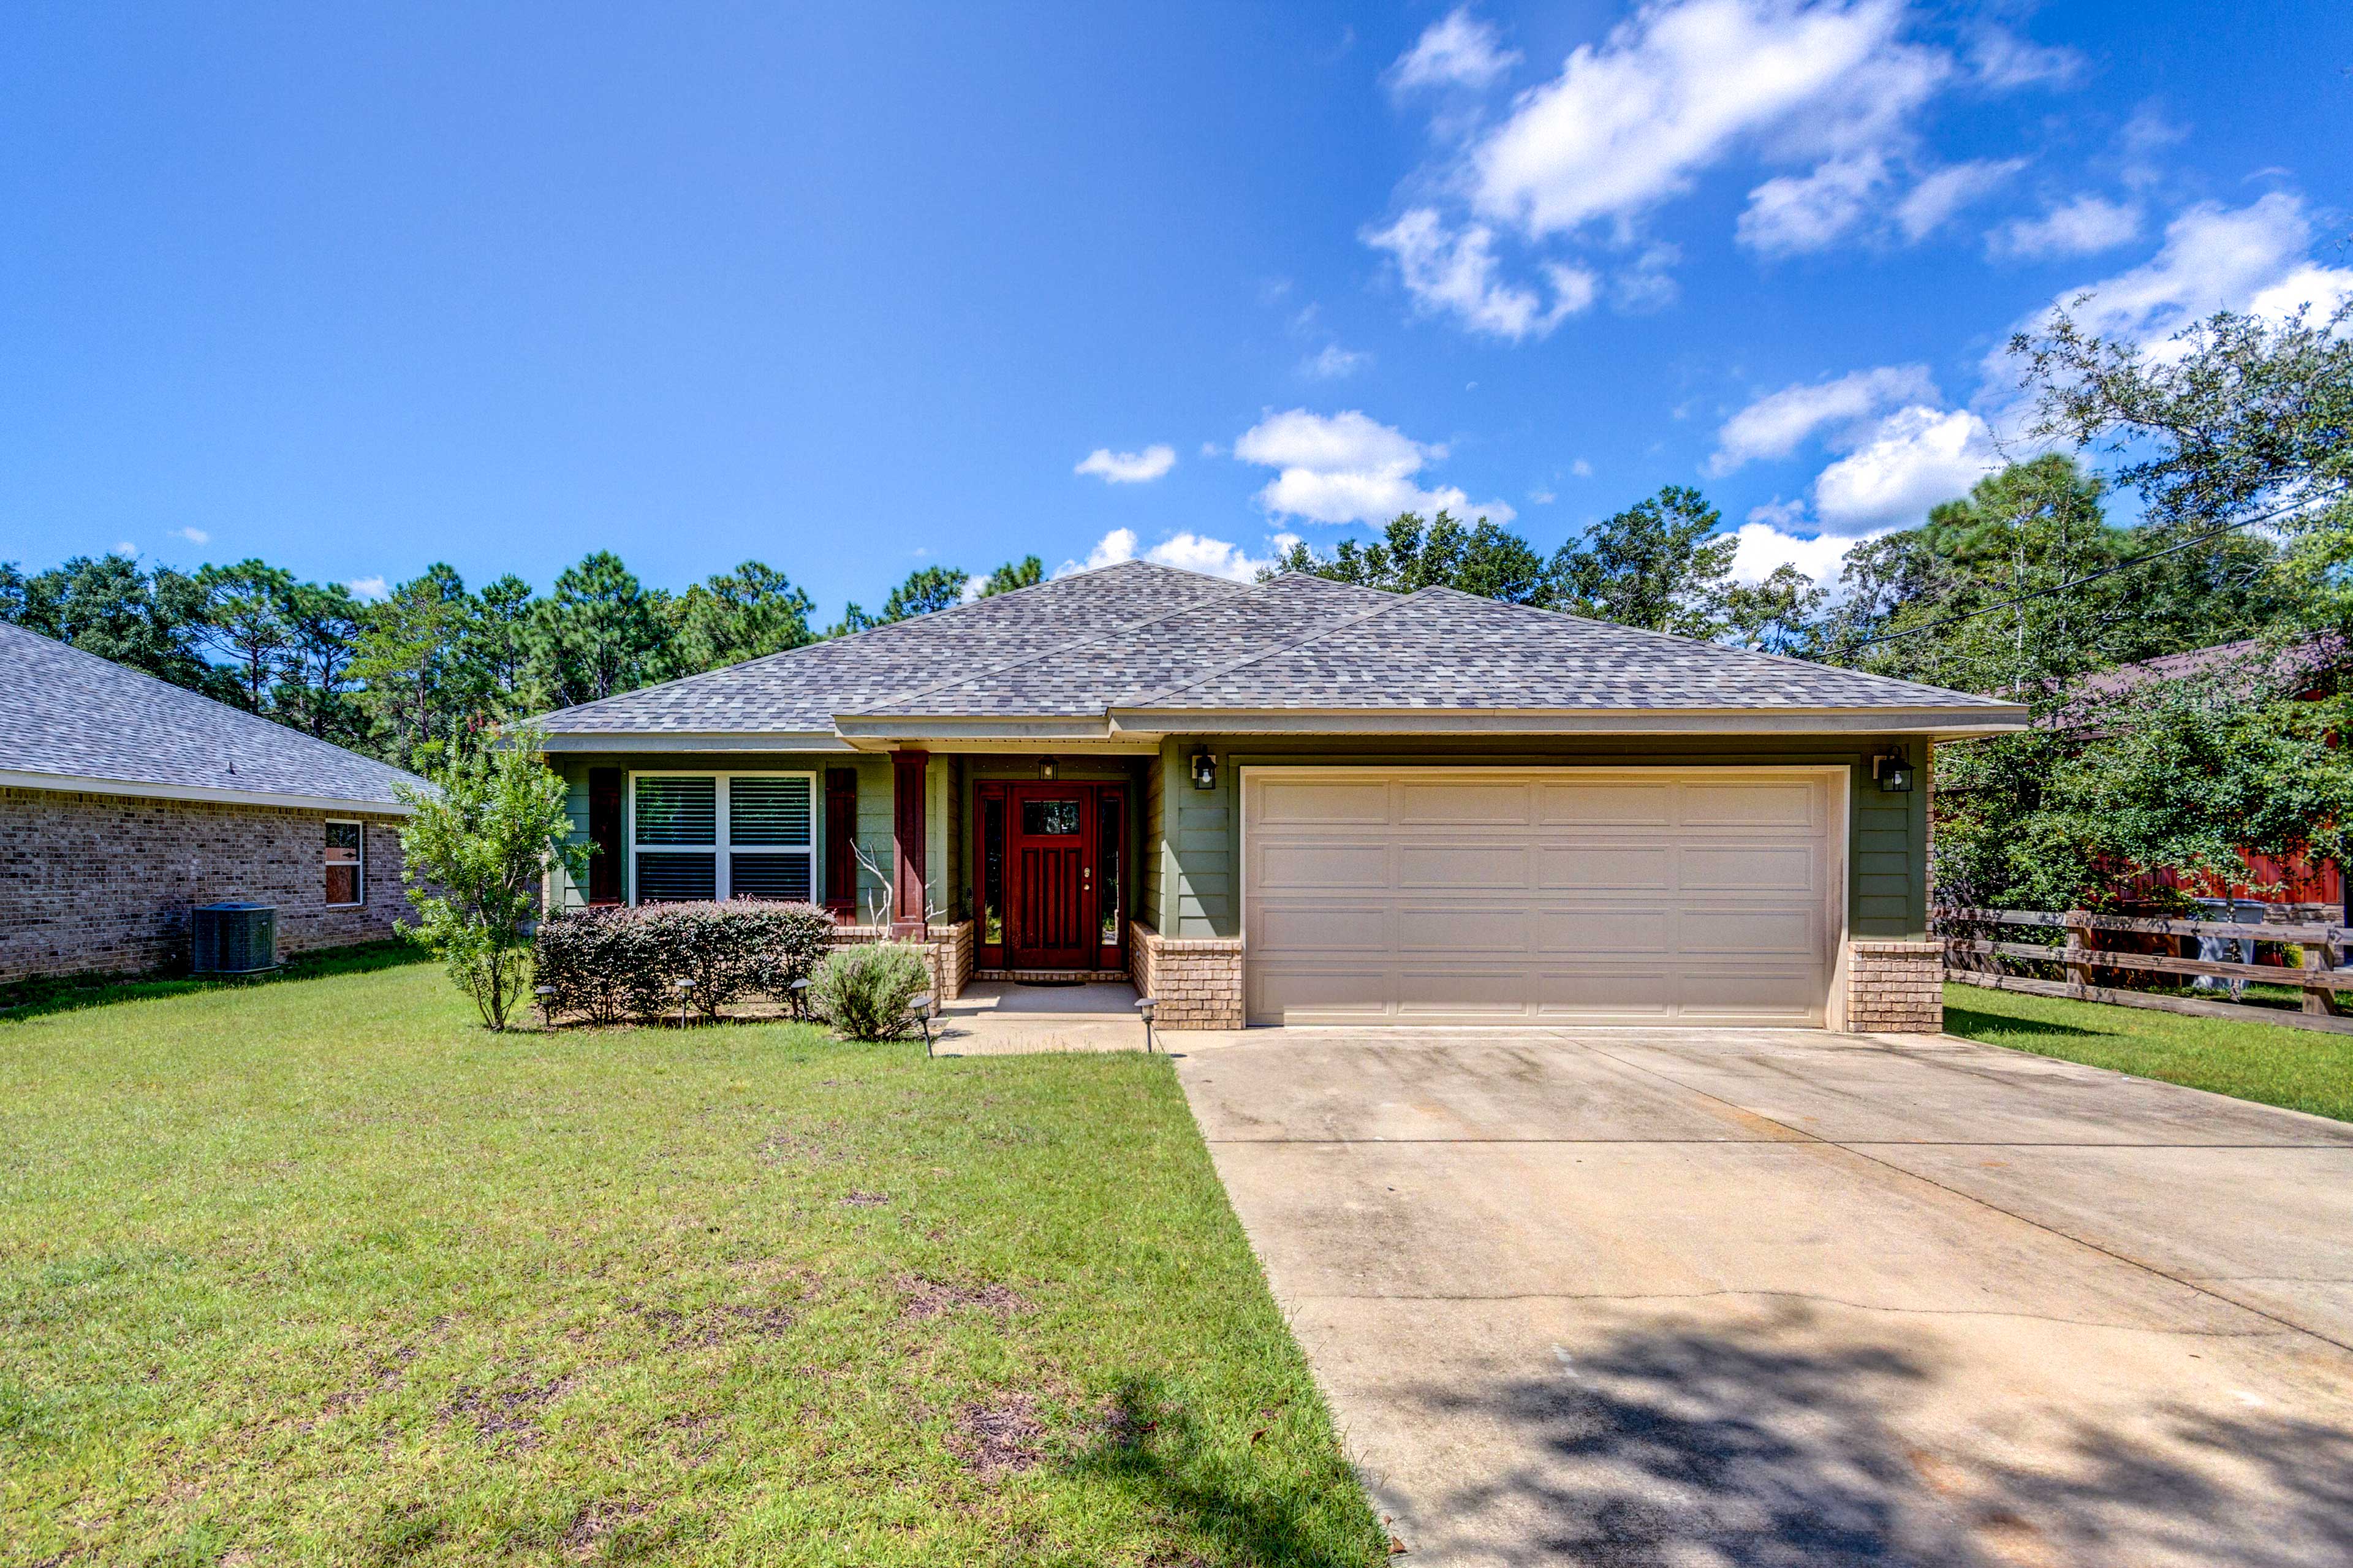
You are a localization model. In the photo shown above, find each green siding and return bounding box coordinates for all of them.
[1139,754,1165,933]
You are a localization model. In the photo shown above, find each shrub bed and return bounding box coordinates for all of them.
[534,902,835,1024]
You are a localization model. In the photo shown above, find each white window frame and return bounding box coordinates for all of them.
[324,818,365,908]
[626,770,819,905]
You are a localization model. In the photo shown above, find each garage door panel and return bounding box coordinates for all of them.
[1398,907,1530,955]
[1537,782,1673,826]
[1399,781,1534,825]
[1258,842,1388,889]
[1536,844,1675,890]
[1680,781,1820,829]
[1395,968,1534,1016]
[1245,770,1835,1027]
[1680,845,1820,892]
[1681,908,1822,956]
[1258,778,1389,824]
[1399,844,1529,888]
[1251,964,1394,1020]
[1256,904,1389,952]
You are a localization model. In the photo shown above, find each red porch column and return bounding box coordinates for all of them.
[891,749,928,937]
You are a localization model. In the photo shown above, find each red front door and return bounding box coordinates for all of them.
[1006,785,1094,969]
[984,781,1126,971]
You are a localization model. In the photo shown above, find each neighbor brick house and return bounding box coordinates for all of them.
[0,622,424,983]
[528,561,2028,1031]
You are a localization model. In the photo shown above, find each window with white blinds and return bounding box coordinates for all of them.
[630,773,816,904]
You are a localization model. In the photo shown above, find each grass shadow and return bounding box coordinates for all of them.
[1070,1374,1381,1568]
[1942,1002,2110,1042]
[0,939,431,1023]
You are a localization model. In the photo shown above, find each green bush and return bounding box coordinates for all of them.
[808,942,931,1041]
[532,902,835,1025]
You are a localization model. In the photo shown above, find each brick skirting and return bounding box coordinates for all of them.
[1129,922,1244,1029]
[1844,939,1942,1033]
[826,919,972,1005]
[1,786,409,984]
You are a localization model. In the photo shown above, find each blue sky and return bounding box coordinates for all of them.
[4,2,2349,618]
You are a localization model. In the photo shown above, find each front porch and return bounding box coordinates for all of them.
[930,977,1155,1055]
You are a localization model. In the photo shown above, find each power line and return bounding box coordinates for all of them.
[1847,499,2312,650]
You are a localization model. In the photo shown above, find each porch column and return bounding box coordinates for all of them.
[891,749,928,937]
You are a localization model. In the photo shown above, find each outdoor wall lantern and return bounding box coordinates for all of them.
[1874,749,1914,793]
[1189,748,1218,791]
[1037,756,1057,781]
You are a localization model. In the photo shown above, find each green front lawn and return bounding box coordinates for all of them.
[1942,980,2353,1123]
[1,958,1382,1566]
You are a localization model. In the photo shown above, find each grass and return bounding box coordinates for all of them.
[1942,980,2353,1123]
[1,960,1384,1566]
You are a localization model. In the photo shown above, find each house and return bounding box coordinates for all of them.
[528,561,2028,1031]
[0,621,425,983]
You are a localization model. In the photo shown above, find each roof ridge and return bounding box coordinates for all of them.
[854,568,1254,713]
[1117,589,1417,709]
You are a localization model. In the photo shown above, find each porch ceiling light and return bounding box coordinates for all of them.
[1038,756,1057,781]
[1874,749,1914,793]
[1189,748,1217,792]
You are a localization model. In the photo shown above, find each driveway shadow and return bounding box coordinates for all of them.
[1396,1309,2353,1567]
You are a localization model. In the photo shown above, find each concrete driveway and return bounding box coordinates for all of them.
[1175,1028,2353,1567]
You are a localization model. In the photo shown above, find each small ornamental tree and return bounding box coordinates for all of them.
[395,729,587,1029]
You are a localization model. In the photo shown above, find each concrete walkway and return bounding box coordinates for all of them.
[1175,1026,2353,1567]
[930,979,1151,1055]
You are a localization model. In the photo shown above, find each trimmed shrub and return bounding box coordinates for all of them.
[532,901,836,1025]
[808,942,930,1041]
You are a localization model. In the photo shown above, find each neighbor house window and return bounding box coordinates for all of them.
[630,773,815,904]
[325,820,364,907]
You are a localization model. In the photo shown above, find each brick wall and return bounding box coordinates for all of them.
[1844,939,1942,1033]
[1,786,409,983]
[825,918,972,1005]
[1129,922,1243,1029]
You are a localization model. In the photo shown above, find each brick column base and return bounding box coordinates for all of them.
[1129,923,1244,1029]
[825,919,972,1006]
[1844,939,1942,1033]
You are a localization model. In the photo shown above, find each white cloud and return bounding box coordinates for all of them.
[173,526,210,545]
[1232,408,1514,526]
[1738,153,1887,254]
[1965,26,2082,89]
[1892,157,2025,241]
[1811,404,1997,532]
[1529,488,1557,504]
[113,541,137,557]
[1365,208,1595,339]
[2049,194,2349,346]
[1571,458,1594,478]
[1057,527,1301,583]
[1469,0,1939,239]
[347,575,390,602]
[1074,444,1177,483]
[1390,7,1520,92]
[1730,516,1876,583]
[1988,194,2143,259]
[2248,263,2353,330]
[1710,363,1938,472]
[1302,344,1371,379]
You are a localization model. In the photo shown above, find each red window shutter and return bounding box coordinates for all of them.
[588,768,623,905]
[825,767,857,915]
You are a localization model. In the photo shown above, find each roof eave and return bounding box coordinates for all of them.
[0,768,418,816]
[1107,705,2031,737]
[532,730,857,754]
[830,714,1116,743]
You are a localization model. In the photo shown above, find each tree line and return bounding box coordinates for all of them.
[0,547,1044,770]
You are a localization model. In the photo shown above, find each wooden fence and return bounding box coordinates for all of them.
[1939,906,2353,1036]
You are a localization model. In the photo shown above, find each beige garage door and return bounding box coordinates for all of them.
[1243,768,1841,1027]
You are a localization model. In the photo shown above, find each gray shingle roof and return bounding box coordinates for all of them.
[0,621,426,808]
[1125,587,2017,711]
[530,558,2021,736]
